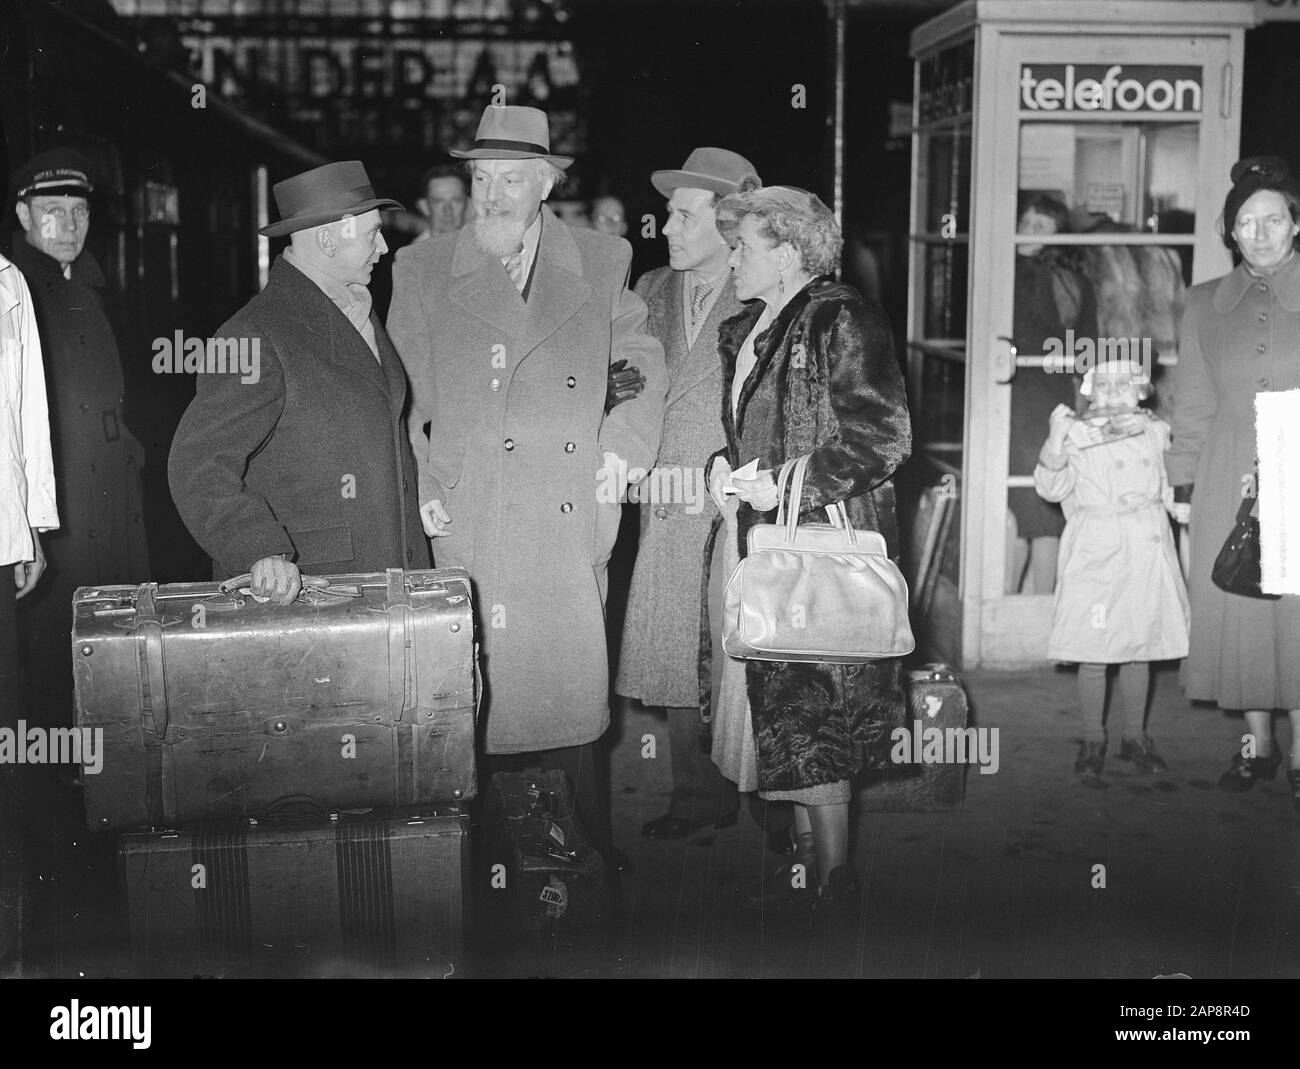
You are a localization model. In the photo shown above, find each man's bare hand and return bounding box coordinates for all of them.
[249,555,302,606]
[606,358,646,415]
[421,499,452,538]
[14,529,46,600]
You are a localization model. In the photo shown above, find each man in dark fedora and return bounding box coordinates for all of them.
[8,147,150,732]
[170,160,429,600]
[388,106,666,861]
[616,148,760,840]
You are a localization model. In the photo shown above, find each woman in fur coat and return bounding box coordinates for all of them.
[702,183,911,909]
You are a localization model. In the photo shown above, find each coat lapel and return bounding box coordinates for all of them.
[447,206,591,365]
[734,283,817,438]
[668,282,739,409]
[518,208,591,358]
[272,258,390,396]
[373,317,408,420]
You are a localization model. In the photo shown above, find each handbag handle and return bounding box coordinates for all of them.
[1233,488,1258,525]
[775,455,857,546]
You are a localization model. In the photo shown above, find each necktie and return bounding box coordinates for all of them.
[688,279,715,344]
[505,248,526,294]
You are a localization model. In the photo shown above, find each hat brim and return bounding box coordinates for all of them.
[18,183,94,200]
[259,197,403,237]
[650,169,740,198]
[449,147,573,169]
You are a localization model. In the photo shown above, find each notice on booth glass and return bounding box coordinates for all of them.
[1256,389,1300,596]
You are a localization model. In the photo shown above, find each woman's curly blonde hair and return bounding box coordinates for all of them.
[715,181,843,276]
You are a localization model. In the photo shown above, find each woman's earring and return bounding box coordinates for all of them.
[778,270,785,297]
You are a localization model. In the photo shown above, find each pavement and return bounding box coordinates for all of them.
[604,663,1299,979]
[11,617,1298,979]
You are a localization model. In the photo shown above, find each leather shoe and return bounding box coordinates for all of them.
[1218,749,1281,792]
[640,812,736,840]
[1074,741,1107,789]
[1117,735,1167,774]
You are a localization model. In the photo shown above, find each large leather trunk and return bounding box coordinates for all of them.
[860,663,969,811]
[119,809,468,978]
[479,770,607,977]
[73,568,477,830]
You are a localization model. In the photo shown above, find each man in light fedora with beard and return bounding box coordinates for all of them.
[170,161,430,601]
[388,106,666,863]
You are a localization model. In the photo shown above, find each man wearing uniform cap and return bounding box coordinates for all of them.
[388,106,667,863]
[169,160,429,600]
[9,147,149,732]
[616,148,761,841]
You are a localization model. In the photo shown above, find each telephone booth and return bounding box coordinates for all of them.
[905,0,1256,667]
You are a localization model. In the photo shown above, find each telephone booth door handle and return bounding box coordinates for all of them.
[994,335,1017,384]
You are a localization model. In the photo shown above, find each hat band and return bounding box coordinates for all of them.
[280,182,378,220]
[474,138,552,155]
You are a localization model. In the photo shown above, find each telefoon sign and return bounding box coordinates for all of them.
[1020,65,1202,113]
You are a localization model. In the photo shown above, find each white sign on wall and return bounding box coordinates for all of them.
[1256,389,1300,596]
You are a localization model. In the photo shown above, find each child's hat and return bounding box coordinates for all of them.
[1080,356,1152,398]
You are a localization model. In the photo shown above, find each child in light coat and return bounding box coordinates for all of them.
[1035,358,1190,787]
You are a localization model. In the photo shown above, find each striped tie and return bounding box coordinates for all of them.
[689,279,715,343]
[505,248,526,294]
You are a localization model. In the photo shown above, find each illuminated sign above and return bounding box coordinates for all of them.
[1020,65,1202,113]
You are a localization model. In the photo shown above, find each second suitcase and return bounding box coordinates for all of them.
[859,663,969,811]
[74,568,477,830]
[119,809,469,978]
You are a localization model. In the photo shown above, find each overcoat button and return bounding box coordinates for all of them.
[560,502,573,513]
[564,442,575,453]
[655,506,669,519]
[1258,313,1268,322]
[504,438,515,451]
[1258,282,1269,292]
[566,376,576,388]
[79,402,89,412]
[1256,343,1266,353]
[1258,378,1270,388]
[489,378,501,391]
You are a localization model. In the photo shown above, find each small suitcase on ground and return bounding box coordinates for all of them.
[119,808,469,978]
[859,663,969,811]
[479,770,607,977]
[73,568,477,830]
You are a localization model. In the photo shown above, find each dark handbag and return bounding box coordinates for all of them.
[1211,492,1280,600]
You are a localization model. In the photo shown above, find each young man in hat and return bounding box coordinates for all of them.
[615,148,759,842]
[169,161,429,599]
[8,147,149,731]
[388,106,667,860]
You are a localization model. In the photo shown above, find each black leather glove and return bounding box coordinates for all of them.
[605,358,646,415]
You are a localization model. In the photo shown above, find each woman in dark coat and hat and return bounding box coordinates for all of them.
[1167,156,1300,808]
[702,183,912,907]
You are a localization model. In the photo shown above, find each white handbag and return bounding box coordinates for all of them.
[721,455,915,663]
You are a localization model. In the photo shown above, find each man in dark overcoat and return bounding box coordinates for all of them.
[616,148,760,839]
[388,107,667,857]
[169,161,429,598]
[8,148,149,729]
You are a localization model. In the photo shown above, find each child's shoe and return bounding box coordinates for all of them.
[1074,741,1107,789]
[1217,749,1280,792]
[1118,734,1167,774]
